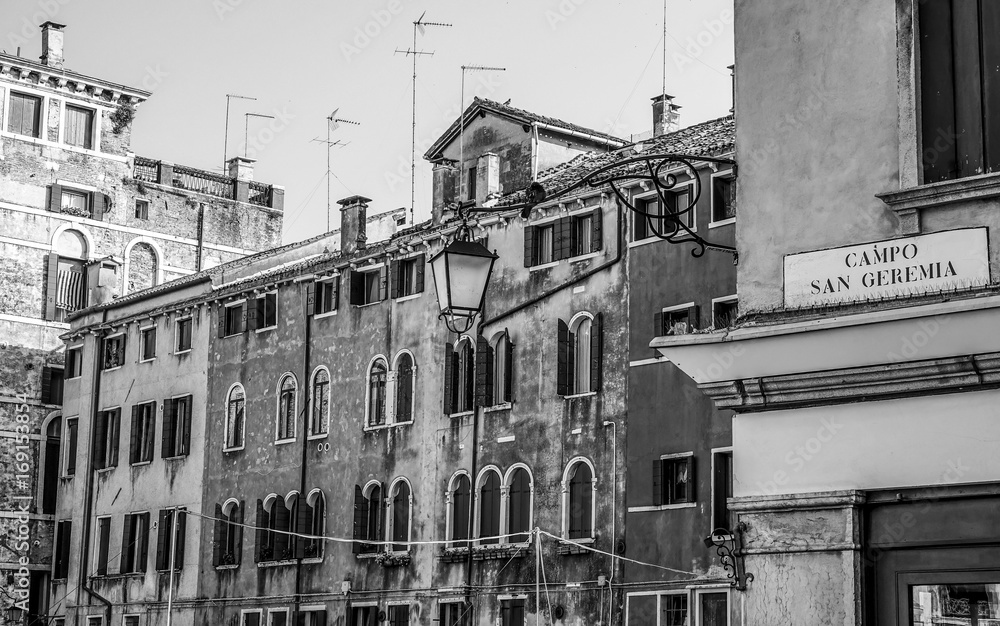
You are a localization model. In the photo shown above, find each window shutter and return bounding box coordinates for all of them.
[240,302,249,334]
[247,298,260,331]
[443,343,456,415]
[475,335,493,408]
[138,514,149,572]
[350,271,363,305]
[129,405,140,464]
[217,305,226,338]
[92,193,107,222]
[93,411,107,470]
[117,337,125,368]
[235,501,244,565]
[414,255,425,293]
[688,305,701,332]
[553,217,569,261]
[41,366,53,404]
[44,254,59,321]
[161,398,175,458]
[378,482,387,542]
[504,334,515,403]
[254,500,266,562]
[333,277,340,310]
[390,260,400,299]
[155,510,170,570]
[110,410,120,466]
[556,319,570,396]
[653,312,664,337]
[378,266,388,301]
[181,396,192,454]
[686,456,697,504]
[295,496,310,558]
[306,282,316,316]
[274,501,290,558]
[97,520,110,575]
[352,486,367,553]
[120,516,134,574]
[590,312,604,392]
[523,225,537,268]
[652,459,663,507]
[213,503,223,567]
[174,510,186,569]
[48,184,62,212]
[591,208,603,252]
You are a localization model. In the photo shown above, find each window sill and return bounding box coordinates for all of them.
[557,539,595,556]
[67,375,82,381]
[301,556,324,564]
[877,171,1000,234]
[447,410,475,419]
[314,310,338,320]
[274,438,296,446]
[163,454,190,461]
[102,366,123,373]
[626,502,697,512]
[306,433,329,441]
[569,251,600,263]
[129,461,151,468]
[60,475,75,480]
[257,559,297,568]
[173,349,192,356]
[139,357,155,364]
[563,392,597,400]
[483,402,513,413]
[255,326,277,334]
[528,260,559,272]
[355,552,381,560]
[223,446,244,453]
[708,217,736,229]
[394,293,422,303]
[215,564,239,571]
[354,301,385,309]
[95,467,114,474]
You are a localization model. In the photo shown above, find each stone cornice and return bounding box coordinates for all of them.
[876,172,1000,234]
[0,53,150,104]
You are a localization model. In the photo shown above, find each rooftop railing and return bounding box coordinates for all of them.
[132,157,283,210]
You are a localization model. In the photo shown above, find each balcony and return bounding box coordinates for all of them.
[132,156,283,210]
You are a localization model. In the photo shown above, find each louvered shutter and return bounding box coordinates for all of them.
[686,456,697,504]
[235,501,244,565]
[97,519,110,575]
[254,500,266,562]
[414,256,425,293]
[443,343,456,415]
[117,339,126,370]
[390,260,400,299]
[652,460,663,507]
[352,486,367,553]
[378,266,388,301]
[174,510,186,569]
[109,410,120,467]
[350,271,363,305]
[688,305,701,332]
[58,522,72,578]
[523,226,537,267]
[129,406,140,464]
[92,193,107,221]
[591,208,603,252]
[295,496,310,558]
[138,514,149,572]
[94,411,107,470]
[213,503,223,567]
[306,282,316,316]
[156,510,170,570]
[41,366,53,404]
[48,184,62,212]
[556,319,570,396]
[161,398,174,458]
[378,482,387,543]
[475,335,493,408]
[590,312,604,392]
[120,515,134,574]
[44,254,59,321]
[653,312,664,337]
[274,501,290,558]
[181,397,192,455]
[247,298,259,331]
[504,334,514,403]
[217,304,226,338]
[240,302,248,334]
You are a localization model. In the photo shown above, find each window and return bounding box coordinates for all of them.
[633,195,662,242]
[654,454,694,507]
[299,608,327,626]
[524,210,603,267]
[66,346,83,378]
[391,255,425,299]
[162,395,192,458]
[352,483,383,554]
[565,460,594,540]
[48,253,87,322]
[467,165,477,201]
[62,188,89,214]
[309,368,330,437]
[139,326,156,361]
[86,618,102,626]
[102,334,125,370]
[350,267,387,306]
[221,302,247,337]
[444,339,475,415]
[712,451,734,532]
[129,402,155,465]
[225,384,246,450]
[448,473,471,549]
[388,480,411,552]
[696,591,728,626]
[557,314,603,396]
[242,611,263,626]
[918,1,1000,183]
[41,366,65,404]
[54,520,71,579]
[661,594,689,626]
[175,317,192,353]
[571,211,602,256]
[275,375,297,442]
[42,417,61,513]
[214,500,243,566]
[439,602,467,626]
[121,512,150,574]
[500,599,525,626]
[475,334,513,408]
[95,516,111,575]
[523,223,555,267]
[655,304,699,337]
[155,509,186,571]
[311,277,339,315]
[254,496,284,562]
[366,359,388,427]
[64,105,95,149]
[394,353,414,423]
[633,188,693,241]
[712,298,738,330]
[477,469,501,545]
[349,607,377,626]
[268,609,289,626]
[8,91,42,138]
[94,408,121,470]
[64,418,78,477]
[505,467,532,544]
[304,490,325,558]
[123,616,139,626]
[253,292,277,330]
[387,605,409,626]
[711,173,736,223]
[134,199,149,220]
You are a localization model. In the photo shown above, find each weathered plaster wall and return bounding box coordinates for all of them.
[438,116,534,199]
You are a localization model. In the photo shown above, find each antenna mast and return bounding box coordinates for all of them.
[396,12,451,226]
[223,93,256,172]
[459,65,506,202]
[312,112,359,232]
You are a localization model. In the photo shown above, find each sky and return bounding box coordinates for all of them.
[4,0,735,244]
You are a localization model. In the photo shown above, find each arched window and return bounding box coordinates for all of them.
[448,473,471,549]
[444,338,475,414]
[557,313,604,396]
[309,367,330,438]
[214,499,242,566]
[41,415,61,514]
[127,241,159,293]
[573,317,592,394]
[367,358,388,427]
[352,482,383,554]
[51,229,89,322]
[305,490,325,558]
[394,352,414,423]
[477,469,502,545]
[505,467,532,544]
[564,459,596,540]
[256,494,288,562]
[388,479,412,552]
[225,384,246,450]
[276,374,297,441]
[491,332,514,406]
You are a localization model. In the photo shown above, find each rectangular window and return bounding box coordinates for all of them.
[537,225,554,264]
[712,451,734,533]
[123,616,139,626]
[175,318,192,353]
[387,605,408,626]
[634,196,662,241]
[41,366,65,404]
[102,335,126,370]
[86,617,102,626]
[134,199,149,220]
[659,456,694,506]
[54,521,72,579]
[655,304,699,337]
[439,603,466,626]
[634,188,693,241]
[392,256,425,299]
[95,516,111,575]
[242,612,262,626]
[121,512,149,574]
[315,278,338,314]
[64,105,95,150]
[573,213,593,256]
[8,91,42,138]
[224,303,245,336]
[66,346,83,378]
[140,326,156,361]
[155,509,186,571]
[267,609,289,626]
[467,165,477,201]
[162,396,192,458]
[661,594,689,626]
[712,298,738,329]
[64,418,78,476]
[697,591,728,626]
[711,174,736,223]
[255,292,277,330]
[500,599,525,626]
[61,189,90,216]
[349,607,376,626]
[130,402,156,465]
[350,267,387,306]
[95,408,121,470]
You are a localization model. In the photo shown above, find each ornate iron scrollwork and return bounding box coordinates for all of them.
[704,522,754,591]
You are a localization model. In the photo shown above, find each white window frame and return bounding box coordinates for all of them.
[314,274,340,318]
[488,332,512,409]
[218,498,240,568]
[96,406,121,472]
[274,373,298,444]
[122,511,149,574]
[710,446,734,537]
[304,489,325,560]
[174,316,193,355]
[560,456,597,542]
[138,324,156,363]
[708,169,737,228]
[5,87,47,141]
[659,451,697,510]
[122,614,141,626]
[385,477,413,554]
[62,101,99,151]
[240,609,263,626]
[2,85,113,158]
[134,198,150,220]
[710,295,738,330]
[86,616,104,626]
[389,349,417,426]
[66,344,84,379]
[255,290,278,333]
[394,253,423,302]
[354,264,385,308]
[445,470,471,548]
[629,183,697,249]
[62,416,79,477]
[363,355,390,430]
[307,366,331,440]
[224,382,247,452]
[223,299,246,337]
[661,302,697,336]
[566,311,596,398]
[448,336,477,416]
[501,464,534,546]
[624,590,690,626]
[473,465,503,546]
[693,587,731,626]
[298,607,327,626]
[101,332,126,372]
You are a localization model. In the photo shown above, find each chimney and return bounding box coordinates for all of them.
[227,156,255,182]
[652,94,681,136]
[431,159,458,225]
[728,64,736,115]
[337,195,371,254]
[475,153,500,205]
[40,22,66,69]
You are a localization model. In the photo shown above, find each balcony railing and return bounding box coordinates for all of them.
[131,157,282,210]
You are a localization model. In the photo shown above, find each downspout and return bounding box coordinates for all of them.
[531,123,539,181]
[79,310,113,626]
[463,385,480,620]
[196,203,206,272]
[294,285,313,619]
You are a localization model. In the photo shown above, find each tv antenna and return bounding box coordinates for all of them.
[243,112,275,158]
[459,65,506,198]
[395,12,451,226]
[223,93,256,171]
[311,111,360,232]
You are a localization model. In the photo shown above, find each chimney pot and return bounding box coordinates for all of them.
[652,94,681,137]
[227,156,256,182]
[337,195,371,254]
[431,159,458,225]
[40,21,66,69]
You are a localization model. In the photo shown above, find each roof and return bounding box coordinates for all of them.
[0,52,152,100]
[423,97,627,161]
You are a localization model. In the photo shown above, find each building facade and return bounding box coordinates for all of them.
[0,23,283,626]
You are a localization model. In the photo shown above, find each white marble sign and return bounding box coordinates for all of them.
[783,228,990,308]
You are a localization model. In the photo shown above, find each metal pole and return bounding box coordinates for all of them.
[165,506,179,626]
[244,114,249,158]
[327,117,331,232]
[460,67,465,200]
[410,23,418,224]
[223,94,256,172]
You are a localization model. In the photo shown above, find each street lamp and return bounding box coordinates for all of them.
[429,227,497,335]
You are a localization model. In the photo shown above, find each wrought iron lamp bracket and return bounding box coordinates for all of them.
[705,521,754,591]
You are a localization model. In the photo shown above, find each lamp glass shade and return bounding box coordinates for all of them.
[429,239,498,322]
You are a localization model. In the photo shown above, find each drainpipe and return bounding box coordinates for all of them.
[79,311,113,626]
[196,203,206,272]
[602,420,618,625]
[463,390,480,620]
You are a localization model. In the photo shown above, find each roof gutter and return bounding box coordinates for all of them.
[533,121,627,149]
